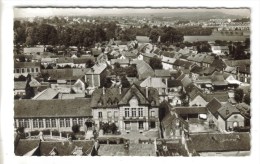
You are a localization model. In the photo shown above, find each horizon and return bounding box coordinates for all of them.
[14,8,250,18]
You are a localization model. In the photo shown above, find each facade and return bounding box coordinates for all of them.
[14,99,93,132]
[14,62,41,78]
[91,84,160,134]
[85,63,107,88]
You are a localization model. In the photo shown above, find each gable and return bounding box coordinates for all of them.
[119,85,149,105]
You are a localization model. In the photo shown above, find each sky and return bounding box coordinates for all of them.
[14,8,250,18]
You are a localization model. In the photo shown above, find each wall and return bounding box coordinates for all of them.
[226,114,245,129]
[189,95,207,107]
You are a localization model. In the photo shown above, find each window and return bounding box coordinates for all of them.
[139,121,144,129]
[114,111,119,118]
[16,69,20,73]
[72,118,77,125]
[125,122,130,130]
[31,68,34,73]
[46,119,51,128]
[150,121,156,128]
[39,119,44,128]
[151,111,155,117]
[78,118,83,126]
[33,119,38,128]
[132,108,136,117]
[35,68,39,72]
[60,119,65,127]
[125,108,129,117]
[107,111,112,118]
[51,119,56,127]
[21,69,25,73]
[27,68,30,73]
[24,119,30,128]
[138,108,143,117]
[98,112,103,118]
[65,118,71,127]
[18,119,24,127]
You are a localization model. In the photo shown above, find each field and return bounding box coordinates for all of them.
[184,35,248,42]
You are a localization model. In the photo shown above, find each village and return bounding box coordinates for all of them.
[13,10,251,156]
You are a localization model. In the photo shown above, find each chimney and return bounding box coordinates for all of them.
[119,85,122,94]
[103,87,105,95]
[226,110,230,116]
[146,86,149,98]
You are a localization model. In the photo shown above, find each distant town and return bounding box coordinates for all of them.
[13,8,251,156]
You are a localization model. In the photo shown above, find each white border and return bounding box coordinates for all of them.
[1,0,260,164]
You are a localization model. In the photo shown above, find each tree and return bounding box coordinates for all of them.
[244,93,250,105]
[234,88,244,103]
[160,26,183,44]
[114,62,121,69]
[72,124,80,133]
[149,56,163,70]
[24,74,35,99]
[125,65,137,77]
[101,122,110,134]
[121,76,130,88]
[149,29,160,43]
[109,123,118,134]
[86,59,95,68]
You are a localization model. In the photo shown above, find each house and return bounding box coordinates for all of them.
[211,46,229,55]
[206,98,245,132]
[41,58,58,68]
[23,47,45,55]
[120,51,138,60]
[32,88,59,100]
[56,57,74,68]
[187,133,250,156]
[73,57,95,68]
[85,63,107,88]
[154,69,171,78]
[202,55,215,68]
[72,78,86,93]
[14,62,41,78]
[211,71,228,90]
[14,81,27,96]
[131,60,154,80]
[161,56,176,70]
[140,53,157,63]
[15,139,95,156]
[136,36,150,43]
[140,76,168,102]
[161,111,189,139]
[91,84,160,134]
[110,59,130,68]
[173,106,208,121]
[14,99,93,132]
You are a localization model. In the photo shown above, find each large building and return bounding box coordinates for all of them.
[91,84,160,134]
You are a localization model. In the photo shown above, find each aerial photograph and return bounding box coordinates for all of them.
[13,8,251,156]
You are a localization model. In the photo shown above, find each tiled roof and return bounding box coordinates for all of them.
[224,59,250,67]
[206,98,222,118]
[136,36,150,43]
[32,88,59,100]
[140,77,167,88]
[131,60,154,80]
[154,69,171,77]
[14,98,92,118]
[188,133,250,152]
[202,55,215,64]
[41,69,88,81]
[91,48,102,56]
[110,59,130,65]
[203,92,229,102]
[14,81,27,90]
[14,62,41,68]
[73,57,95,64]
[167,79,182,88]
[24,47,44,53]
[86,63,107,75]
[15,139,40,156]
[217,102,241,120]
[161,56,176,64]
[174,107,207,115]
[57,57,74,63]
[40,140,94,156]
[91,84,159,108]
[190,65,203,74]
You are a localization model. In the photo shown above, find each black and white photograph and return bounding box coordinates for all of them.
[1,0,260,163]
